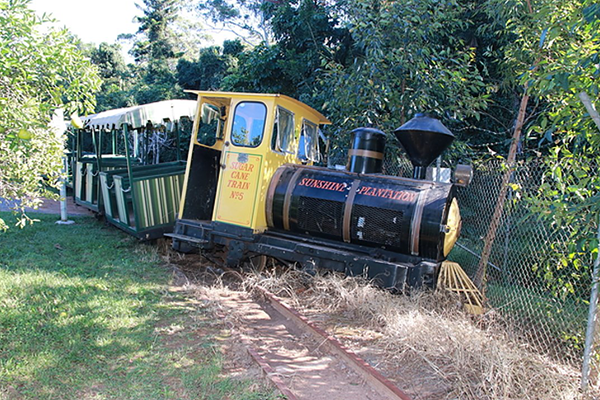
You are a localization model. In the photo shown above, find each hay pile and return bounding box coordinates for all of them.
[244,268,586,400]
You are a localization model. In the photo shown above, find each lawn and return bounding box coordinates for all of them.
[0,213,276,400]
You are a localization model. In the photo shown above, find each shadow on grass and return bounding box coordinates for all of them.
[1,212,277,400]
[0,213,180,398]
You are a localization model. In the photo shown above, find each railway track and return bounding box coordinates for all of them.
[200,280,412,400]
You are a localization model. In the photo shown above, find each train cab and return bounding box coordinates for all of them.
[170,91,331,259]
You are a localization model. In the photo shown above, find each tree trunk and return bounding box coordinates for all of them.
[473,93,530,291]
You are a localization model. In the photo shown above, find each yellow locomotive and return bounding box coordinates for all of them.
[167,91,465,291]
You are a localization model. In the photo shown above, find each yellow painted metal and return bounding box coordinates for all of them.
[178,91,331,231]
[437,261,485,315]
[214,152,263,226]
[443,197,462,257]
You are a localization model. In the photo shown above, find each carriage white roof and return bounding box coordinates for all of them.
[82,99,197,129]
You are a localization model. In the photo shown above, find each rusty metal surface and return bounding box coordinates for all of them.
[258,288,413,400]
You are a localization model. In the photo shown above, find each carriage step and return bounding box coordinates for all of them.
[164,233,209,245]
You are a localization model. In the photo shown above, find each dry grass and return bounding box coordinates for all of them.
[159,246,592,400]
[243,268,589,400]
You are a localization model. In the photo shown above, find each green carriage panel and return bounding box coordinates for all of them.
[101,161,186,239]
[74,155,133,213]
[133,173,184,230]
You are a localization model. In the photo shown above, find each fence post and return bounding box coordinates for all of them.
[581,218,600,391]
[579,90,600,391]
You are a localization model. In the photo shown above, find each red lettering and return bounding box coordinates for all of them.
[227,180,250,190]
[231,171,250,180]
[230,161,254,172]
[299,178,347,192]
[357,185,417,202]
[229,191,244,200]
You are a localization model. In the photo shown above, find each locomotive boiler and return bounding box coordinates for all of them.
[169,91,466,291]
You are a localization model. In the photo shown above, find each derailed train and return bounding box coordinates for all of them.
[166,91,471,291]
[72,92,469,291]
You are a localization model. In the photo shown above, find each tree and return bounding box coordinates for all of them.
[221,0,351,101]
[467,0,600,300]
[195,0,273,45]
[177,42,240,91]
[508,0,600,297]
[130,0,184,104]
[316,0,490,155]
[0,0,101,230]
[89,42,136,111]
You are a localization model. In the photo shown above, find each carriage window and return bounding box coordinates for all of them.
[271,106,295,153]
[298,120,320,162]
[197,103,222,146]
[231,102,266,148]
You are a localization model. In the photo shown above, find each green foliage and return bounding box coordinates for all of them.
[491,0,600,300]
[221,43,293,94]
[0,0,101,229]
[133,0,180,62]
[223,38,244,56]
[89,42,136,111]
[130,0,185,103]
[526,151,600,299]
[177,44,238,91]
[316,0,490,154]
[196,0,272,44]
[220,0,350,101]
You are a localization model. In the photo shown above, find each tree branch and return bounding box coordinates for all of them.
[579,91,600,134]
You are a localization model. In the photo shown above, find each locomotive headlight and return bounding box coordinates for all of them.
[443,198,462,257]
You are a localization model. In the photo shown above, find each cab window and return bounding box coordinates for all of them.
[271,106,294,153]
[231,102,266,148]
[197,103,222,146]
[298,120,320,162]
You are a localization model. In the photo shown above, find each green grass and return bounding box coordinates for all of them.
[0,213,277,400]
[485,282,588,355]
[449,243,589,362]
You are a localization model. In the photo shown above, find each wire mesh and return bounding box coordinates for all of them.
[329,150,599,382]
[451,158,591,365]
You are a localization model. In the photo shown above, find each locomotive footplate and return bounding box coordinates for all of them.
[170,219,439,291]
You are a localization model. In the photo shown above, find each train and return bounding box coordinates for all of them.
[73,92,472,291]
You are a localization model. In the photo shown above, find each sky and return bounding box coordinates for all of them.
[29,0,140,45]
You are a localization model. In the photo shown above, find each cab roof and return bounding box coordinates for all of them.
[185,90,331,125]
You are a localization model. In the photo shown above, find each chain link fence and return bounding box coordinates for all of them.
[329,149,600,388]
[453,158,591,363]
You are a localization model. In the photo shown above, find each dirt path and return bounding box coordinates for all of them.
[0,196,94,216]
[196,288,394,400]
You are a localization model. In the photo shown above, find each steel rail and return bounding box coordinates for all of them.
[256,287,413,400]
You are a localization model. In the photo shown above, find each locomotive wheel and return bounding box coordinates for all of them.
[243,254,269,272]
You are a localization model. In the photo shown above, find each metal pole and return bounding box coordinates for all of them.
[175,121,181,162]
[123,124,139,229]
[56,156,74,225]
[581,216,600,390]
